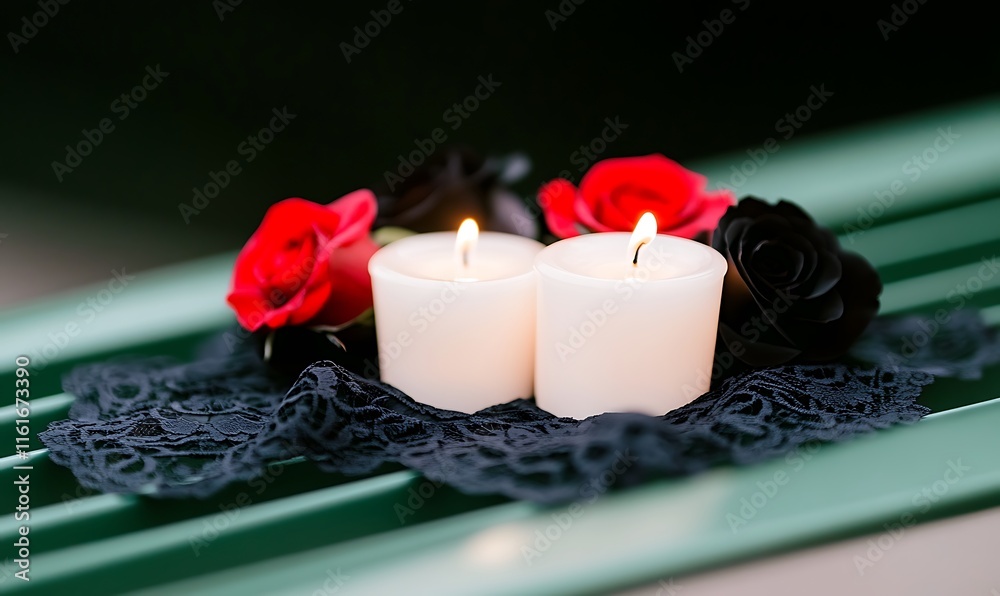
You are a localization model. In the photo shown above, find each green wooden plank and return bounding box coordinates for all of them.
[880,259,1000,315]
[0,253,235,401]
[839,196,1000,269]
[0,450,85,513]
[981,304,1000,326]
[1,99,998,594]
[138,397,1000,596]
[693,97,1000,227]
[0,459,404,554]
[3,470,506,595]
[0,393,74,456]
[837,196,1000,285]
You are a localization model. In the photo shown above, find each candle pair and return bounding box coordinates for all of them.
[368,215,727,419]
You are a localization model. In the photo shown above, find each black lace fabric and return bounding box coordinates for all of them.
[850,310,1000,380]
[41,309,1000,503]
[42,348,938,503]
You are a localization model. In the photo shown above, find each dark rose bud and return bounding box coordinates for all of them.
[376,146,538,237]
[712,197,882,366]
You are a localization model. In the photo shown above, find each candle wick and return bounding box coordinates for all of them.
[632,242,645,266]
[462,248,470,269]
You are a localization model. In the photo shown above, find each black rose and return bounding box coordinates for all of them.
[375,146,538,237]
[712,197,882,366]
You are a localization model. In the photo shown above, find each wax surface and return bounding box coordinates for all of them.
[369,232,544,412]
[534,233,728,418]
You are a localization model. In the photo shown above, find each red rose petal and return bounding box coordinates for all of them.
[663,188,735,239]
[321,189,378,246]
[307,235,380,326]
[580,155,699,221]
[539,179,584,238]
[226,190,378,331]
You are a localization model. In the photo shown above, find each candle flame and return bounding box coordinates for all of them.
[628,212,657,266]
[455,218,479,277]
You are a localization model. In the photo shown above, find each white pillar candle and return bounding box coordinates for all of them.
[534,214,728,418]
[368,221,544,413]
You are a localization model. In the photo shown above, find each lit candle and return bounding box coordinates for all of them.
[368,220,544,413]
[534,213,728,418]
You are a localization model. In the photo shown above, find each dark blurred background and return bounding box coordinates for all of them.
[1,0,997,305]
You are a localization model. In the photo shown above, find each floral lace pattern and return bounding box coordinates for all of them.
[42,351,932,502]
[850,310,1000,380]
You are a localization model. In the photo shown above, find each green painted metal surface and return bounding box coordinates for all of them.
[138,398,1000,596]
[1,99,999,594]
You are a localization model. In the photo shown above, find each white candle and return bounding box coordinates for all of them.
[368,221,544,413]
[534,213,728,418]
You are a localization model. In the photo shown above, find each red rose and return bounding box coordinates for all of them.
[539,154,735,240]
[227,190,379,332]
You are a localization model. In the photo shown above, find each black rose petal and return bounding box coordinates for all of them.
[713,196,882,366]
[375,146,538,238]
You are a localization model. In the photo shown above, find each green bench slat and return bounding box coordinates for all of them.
[879,259,1000,315]
[839,196,1000,268]
[981,304,1000,326]
[0,208,996,588]
[4,472,505,595]
[0,460,408,553]
[0,254,235,401]
[0,393,74,454]
[0,193,994,404]
[693,96,1000,227]
[2,98,999,593]
[131,397,1000,596]
[0,450,86,512]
